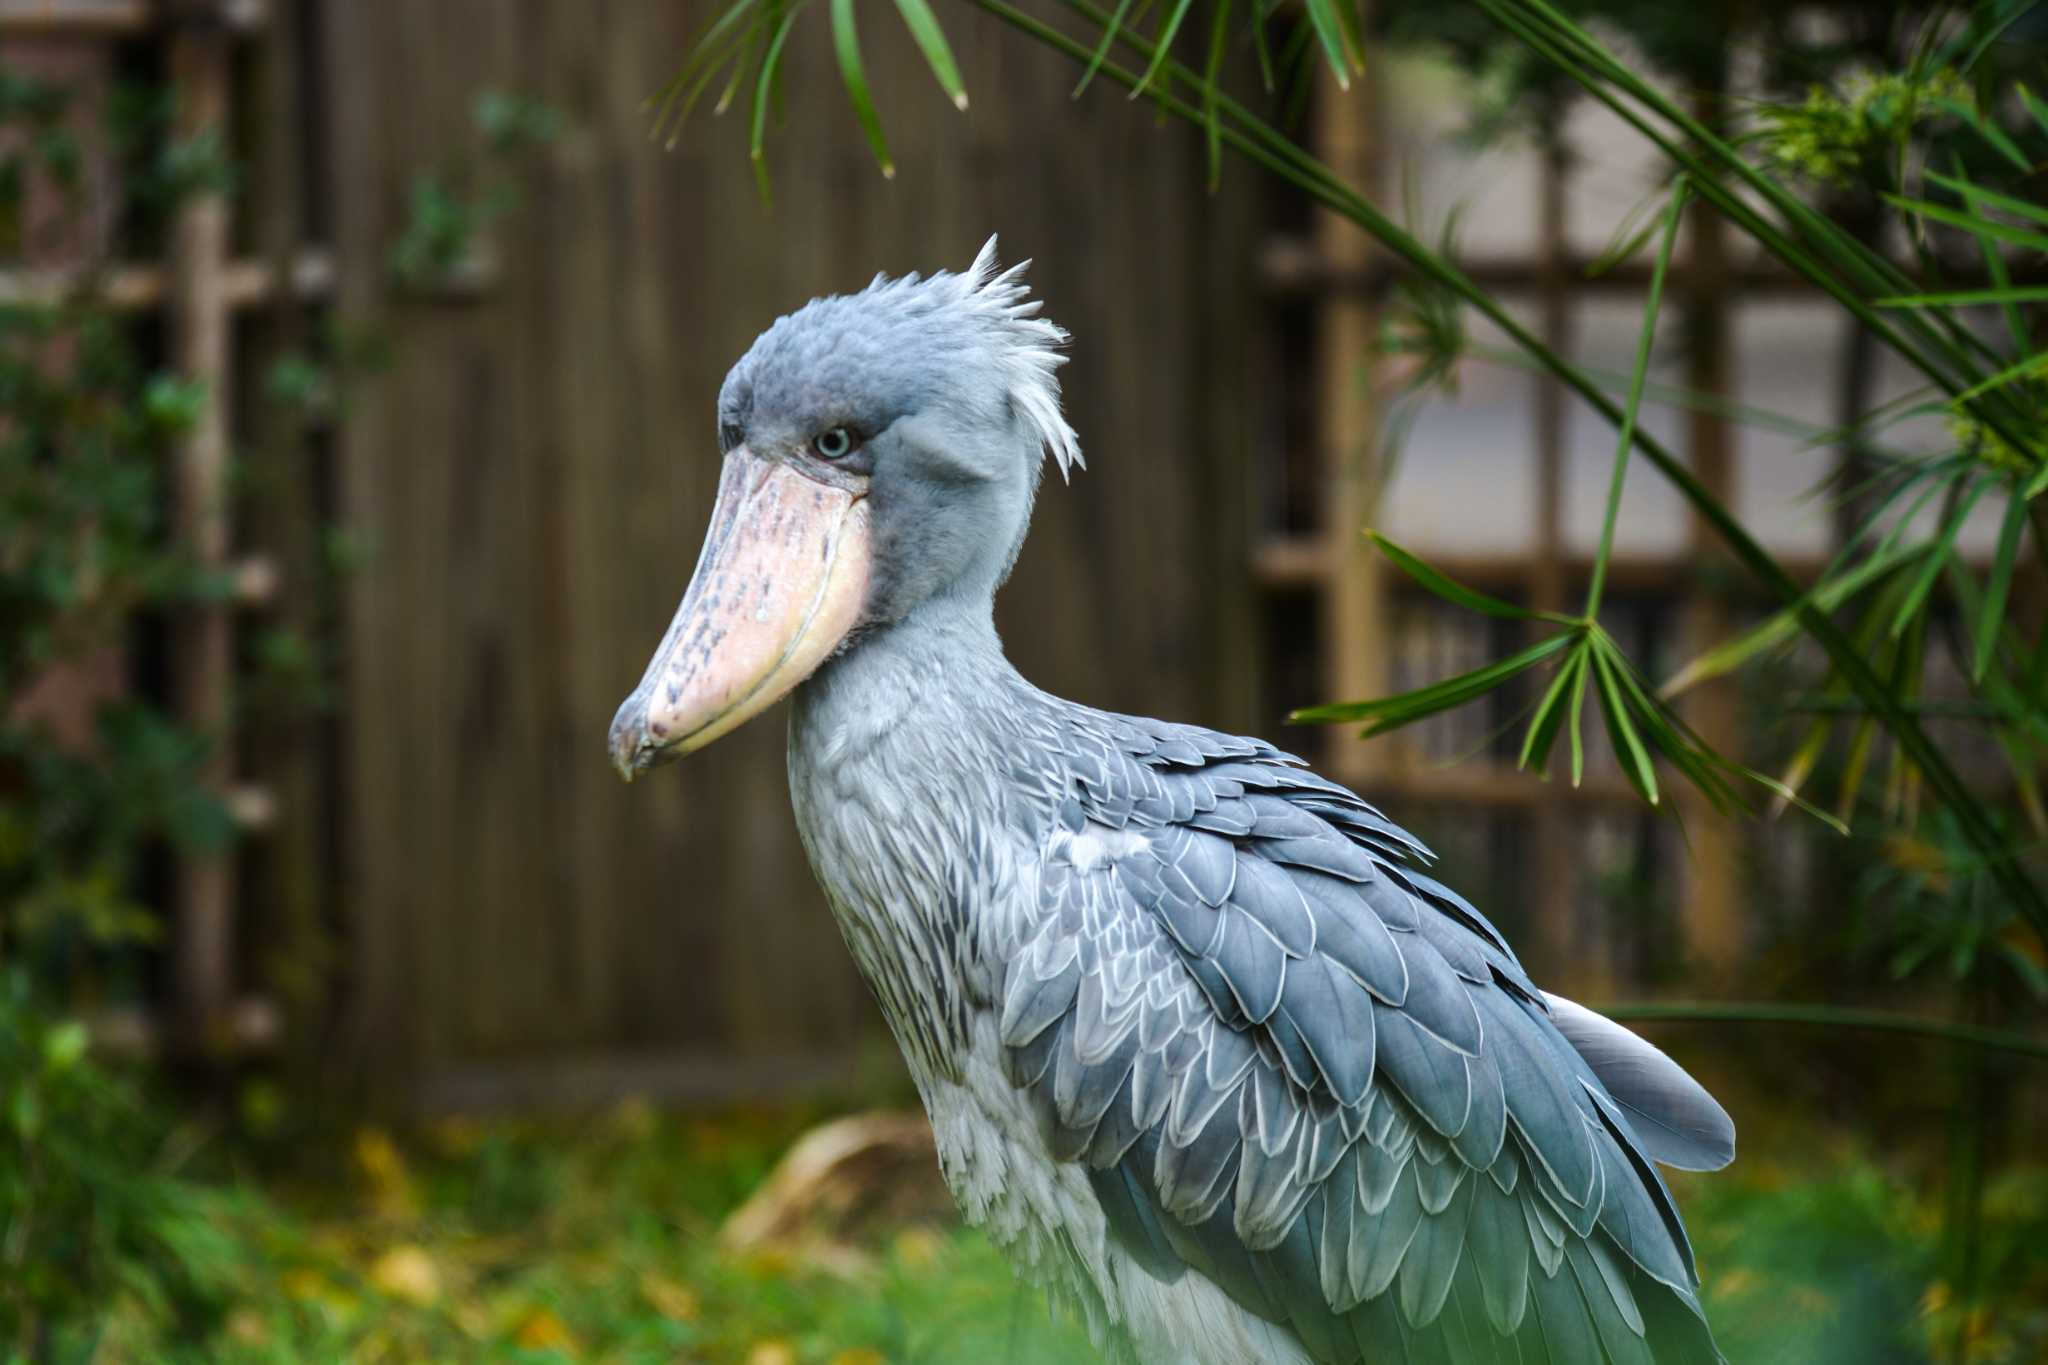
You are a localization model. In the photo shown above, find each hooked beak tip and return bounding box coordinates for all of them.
[608,700,671,782]
[609,447,872,788]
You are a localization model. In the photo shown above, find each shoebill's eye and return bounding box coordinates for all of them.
[813,427,855,460]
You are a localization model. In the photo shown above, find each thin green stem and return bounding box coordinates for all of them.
[1597,1002,2048,1063]
[1585,177,1687,621]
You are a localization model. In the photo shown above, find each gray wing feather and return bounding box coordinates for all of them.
[997,709,1730,1363]
[1542,992,1737,1172]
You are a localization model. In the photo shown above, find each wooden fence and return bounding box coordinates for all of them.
[318,0,1269,1108]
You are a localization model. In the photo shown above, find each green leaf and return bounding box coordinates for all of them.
[1585,176,1687,620]
[654,0,769,135]
[1922,169,2048,230]
[42,1020,88,1072]
[1249,0,1275,91]
[1930,96,2032,173]
[1072,0,1138,96]
[10,1084,40,1139]
[1201,0,1232,190]
[1589,647,1657,805]
[1735,761,1850,835]
[2021,83,2048,140]
[749,10,800,200]
[1299,0,1353,89]
[1131,0,1198,98]
[831,0,896,178]
[1976,491,2027,684]
[1949,349,2048,407]
[1567,644,1590,787]
[892,0,969,109]
[1518,645,1585,774]
[1890,479,1986,639]
[1291,632,1573,730]
[1884,194,2048,254]
[1662,541,1930,697]
[1369,531,1537,620]
[1583,186,1666,278]
[1876,286,2048,307]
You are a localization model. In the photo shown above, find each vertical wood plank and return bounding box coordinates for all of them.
[1314,73,1382,787]
[168,23,237,1044]
[244,0,330,1047]
[1678,88,1742,980]
[1528,135,1581,991]
[323,0,1269,1106]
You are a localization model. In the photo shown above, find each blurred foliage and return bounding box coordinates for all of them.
[0,64,560,1361]
[0,70,245,1008]
[389,91,562,291]
[42,1102,1101,1364]
[0,972,266,1359]
[0,1095,2034,1364]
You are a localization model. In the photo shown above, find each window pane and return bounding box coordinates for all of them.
[1379,299,1540,555]
[1561,297,1689,555]
[1562,98,1670,263]
[1735,300,1843,558]
[1380,55,1544,265]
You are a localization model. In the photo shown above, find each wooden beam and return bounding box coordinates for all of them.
[1528,133,1580,990]
[0,0,267,33]
[168,23,237,1048]
[1312,66,1383,787]
[91,995,280,1059]
[0,0,150,32]
[0,248,333,309]
[1676,86,1744,982]
[1249,535,1330,588]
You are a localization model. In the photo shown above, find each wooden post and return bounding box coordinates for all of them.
[1677,87,1742,980]
[168,19,236,1046]
[1528,131,1583,988]
[1315,69,1383,787]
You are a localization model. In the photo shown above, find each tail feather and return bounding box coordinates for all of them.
[1542,993,1735,1173]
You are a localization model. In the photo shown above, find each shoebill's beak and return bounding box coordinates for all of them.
[608,446,870,780]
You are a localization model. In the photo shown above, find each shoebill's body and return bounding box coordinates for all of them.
[609,241,1736,1364]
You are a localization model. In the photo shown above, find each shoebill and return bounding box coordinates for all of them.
[609,240,1735,1364]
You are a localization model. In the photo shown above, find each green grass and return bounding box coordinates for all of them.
[75,1101,1101,1365]
[58,1098,2048,1364]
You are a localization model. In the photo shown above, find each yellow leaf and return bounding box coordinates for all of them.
[280,1268,331,1303]
[1713,1266,1758,1300]
[369,1245,442,1306]
[429,1115,483,1156]
[637,1271,700,1322]
[740,1246,797,1279]
[514,1307,576,1353]
[608,1095,658,1142]
[746,1340,799,1365]
[225,1307,269,1346]
[352,1127,419,1217]
[892,1227,944,1271]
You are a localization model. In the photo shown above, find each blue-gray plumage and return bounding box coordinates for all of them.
[608,240,1736,1364]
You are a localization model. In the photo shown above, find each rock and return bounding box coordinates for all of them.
[720,1111,953,1275]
